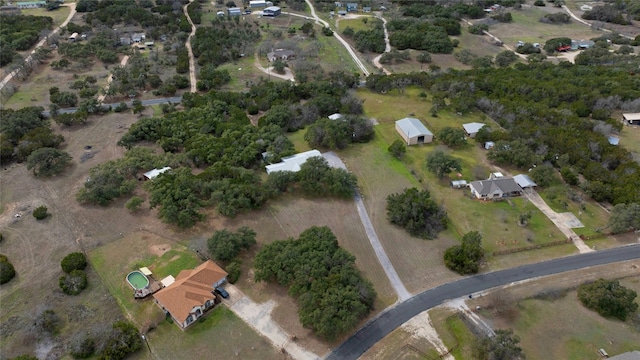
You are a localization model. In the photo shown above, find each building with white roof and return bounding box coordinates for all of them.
[395,117,433,145]
[265,149,322,174]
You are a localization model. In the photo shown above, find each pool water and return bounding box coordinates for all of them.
[126,271,149,290]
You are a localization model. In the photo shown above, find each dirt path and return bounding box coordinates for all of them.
[222,285,321,360]
[371,14,392,75]
[323,151,411,301]
[524,189,593,253]
[254,52,295,81]
[297,0,370,76]
[0,2,76,91]
[401,311,454,360]
[182,0,198,93]
[98,55,129,103]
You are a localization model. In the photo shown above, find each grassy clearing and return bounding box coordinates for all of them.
[618,125,640,160]
[88,231,282,359]
[22,6,71,28]
[430,307,477,359]
[357,88,568,264]
[89,231,200,327]
[538,185,610,238]
[147,306,281,360]
[336,18,373,33]
[508,278,640,360]
[487,6,601,46]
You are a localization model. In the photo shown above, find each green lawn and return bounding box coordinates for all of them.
[538,185,610,238]
[337,18,373,33]
[618,124,640,161]
[430,308,476,359]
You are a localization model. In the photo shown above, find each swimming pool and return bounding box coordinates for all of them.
[126,271,149,290]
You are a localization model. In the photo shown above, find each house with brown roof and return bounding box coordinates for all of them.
[153,260,228,329]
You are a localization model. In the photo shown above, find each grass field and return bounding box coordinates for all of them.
[487,6,601,47]
[430,308,476,359]
[618,124,640,162]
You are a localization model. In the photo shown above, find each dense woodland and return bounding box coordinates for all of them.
[0,15,53,67]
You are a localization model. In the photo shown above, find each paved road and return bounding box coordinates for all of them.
[326,244,640,360]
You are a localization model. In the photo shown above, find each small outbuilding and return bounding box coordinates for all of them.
[143,167,171,180]
[623,113,640,125]
[462,122,486,138]
[249,0,266,8]
[484,141,495,150]
[328,113,343,121]
[262,6,281,16]
[395,117,433,145]
[451,180,468,189]
[228,7,242,16]
[265,149,322,174]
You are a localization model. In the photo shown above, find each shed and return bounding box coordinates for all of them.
[228,7,242,16]
[513,174,537,189]
[249,0,266,8]
[363,6,371,12]
[144,41,154,47]
[395,117,433,145]
[484,141,495,150]
[462,122,486,138]
[623,113,640,125]
[265,149,322,174]
[328,113,343,121]
[139,267,153,276]
[217,10,225,16]
[338,10,347,15]
[69,32,79,41]
[131,33,145,43]
[451,180,468,189]
[143,167,172,180]
[262,6,281,16]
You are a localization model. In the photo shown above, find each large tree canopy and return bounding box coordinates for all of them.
[386,187,448,239]
[254,226,376,340]
[578,279,638,321]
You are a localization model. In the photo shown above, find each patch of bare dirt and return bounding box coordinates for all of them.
[149,243,171,257]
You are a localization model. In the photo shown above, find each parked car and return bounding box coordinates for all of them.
[245,10,251,14]
[214,287,229,299]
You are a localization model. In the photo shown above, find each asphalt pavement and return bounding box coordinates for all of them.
[326,243,640,360]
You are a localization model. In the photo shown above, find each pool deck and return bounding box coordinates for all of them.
[134,278,163,299]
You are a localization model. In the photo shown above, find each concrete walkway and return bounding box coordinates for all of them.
[323,152,411,301]
[524,189,593,253]
[222,285,321,360]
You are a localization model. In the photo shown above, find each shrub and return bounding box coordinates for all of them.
[61,252,88,273]
[444,231,484,274]
[34,309,61,335]
[125,196,144,212]
[578,279,638,320]
[69,334,95,359]
[0,254,17,285]
[534,0,545,6]
[33,205,48,220]
[59,269,88,295]
[226,259,242,284]
[207,227,256,261]
[388,139,406,159]
[99,321,142,360]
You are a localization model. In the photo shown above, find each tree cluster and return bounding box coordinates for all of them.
[304,115,373,150]
[388,19,454,53]
[582,4,630,25]
[207,227,256,261]
[254,226,376,340]
[540,12,571,24]
[192,19,260,67]
[427,150,462,179]
[444,231,484,275]
[578,279,638,320]
[0,254,16,285]
[607,203,640,234]
[343,19,386,54]
[59,252,89,295]
[386,187,448,239]
[0,14,52,66]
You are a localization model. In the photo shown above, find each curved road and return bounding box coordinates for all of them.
[327,243,640,360]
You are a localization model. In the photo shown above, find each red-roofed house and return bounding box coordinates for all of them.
[153,260,228,329]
